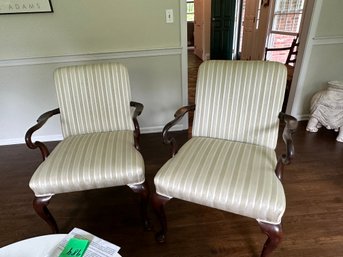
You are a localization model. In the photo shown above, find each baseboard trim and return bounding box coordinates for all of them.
[0,134,63,146]
[140,124,185,134]
[295,114,310,121]
[0,124,186,146]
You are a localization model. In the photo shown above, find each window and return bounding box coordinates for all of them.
[187,0,194,22]
[272,0,304,33]
[266,0,304,63]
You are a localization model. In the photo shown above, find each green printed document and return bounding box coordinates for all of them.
[59,238,90,257]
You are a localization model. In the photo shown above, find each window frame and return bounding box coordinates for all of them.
[186,0,194,22]
[265,0,305,63]
[269,0,304,37]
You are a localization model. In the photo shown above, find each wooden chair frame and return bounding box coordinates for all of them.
[152,105,297,257]
[25,101,150,233]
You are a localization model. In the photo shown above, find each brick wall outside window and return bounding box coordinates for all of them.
[266,0,304,63]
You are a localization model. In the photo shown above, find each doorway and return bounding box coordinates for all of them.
[210,0,236,60]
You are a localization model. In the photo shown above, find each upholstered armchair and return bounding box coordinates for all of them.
[152,61,298,256]
[25,63,149,233]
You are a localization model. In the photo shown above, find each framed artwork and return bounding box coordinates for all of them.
[0,0,53,14]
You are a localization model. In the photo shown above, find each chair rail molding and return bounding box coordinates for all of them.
[0,47,186,146]
[0,48,182,68]
[312,35,343,45]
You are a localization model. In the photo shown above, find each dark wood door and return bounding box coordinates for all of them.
[210,0,236,60]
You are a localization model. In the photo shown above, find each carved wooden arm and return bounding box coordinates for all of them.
[275,112,298,180]
[25,108,60,161]
[162,104,195,156]
[130,101,144,150]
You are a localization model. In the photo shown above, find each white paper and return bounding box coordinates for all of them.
[46,228,121,257]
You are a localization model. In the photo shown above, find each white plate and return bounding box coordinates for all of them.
[0,234,66,257]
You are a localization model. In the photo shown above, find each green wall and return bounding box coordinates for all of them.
[289,0,343,119]
[0,0,180,59]
[0,0,186,145]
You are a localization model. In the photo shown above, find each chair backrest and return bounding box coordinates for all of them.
[54,63,134,138]
[192,60,287,149]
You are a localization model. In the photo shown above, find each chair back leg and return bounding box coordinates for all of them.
[129,181,151,230]
[258,221,283,257]
[152,193,171,243]
[33,196,59,233]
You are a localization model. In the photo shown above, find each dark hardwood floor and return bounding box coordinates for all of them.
[0,122,342,256]
[0,54,342,256]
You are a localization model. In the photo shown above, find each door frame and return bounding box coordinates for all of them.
[180,0,189,129]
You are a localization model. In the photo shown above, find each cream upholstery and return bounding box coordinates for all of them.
[154,60,288,225]
[154,137,284,224]
[30,63,143,197]
[30,131,144,197]
[192,60,287,149]
[54,63,134,138]
[26,62,148,232]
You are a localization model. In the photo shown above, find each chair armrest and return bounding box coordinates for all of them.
[25,108,60,160]
[130,101,144,119]
[130,101,144,151]
[275,112,298,180]
[280,112,298,163]
[163,104,195,156]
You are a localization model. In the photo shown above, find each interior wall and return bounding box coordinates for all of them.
[0,0,180,59]
[288,0,343,120]
[0,0,184,145]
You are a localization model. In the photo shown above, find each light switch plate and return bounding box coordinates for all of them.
[166,9,174,23]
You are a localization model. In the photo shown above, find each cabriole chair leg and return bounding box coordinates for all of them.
[152,192,170,243]
[258,221,283,257]
[33,196,59,233]
[129,181,151,230]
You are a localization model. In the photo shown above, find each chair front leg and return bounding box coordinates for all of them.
[258,221,283,257]
[129,181,151,230]
[152,192,171,243]
[33,196,59,233]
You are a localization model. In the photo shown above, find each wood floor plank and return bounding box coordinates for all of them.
[0,122,342,256]
[0,52,342,255]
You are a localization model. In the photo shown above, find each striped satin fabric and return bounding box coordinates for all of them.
[54,63,134,138]
[154,137,285,224]
[30,131,145,197]
[192,60,287,149]
[155,60,288,224]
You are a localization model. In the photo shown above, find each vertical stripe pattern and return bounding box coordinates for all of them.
[192,61,287,149]
[30,63,145,197]
[154,137,285,224]
[30,131,145,196]
[54,63,134,137]
[154,61,288,224]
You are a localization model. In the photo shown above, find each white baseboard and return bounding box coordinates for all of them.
[0,124,186,146]
[0,134,63,146]
[140,124,185,134]
[294,114,310,121]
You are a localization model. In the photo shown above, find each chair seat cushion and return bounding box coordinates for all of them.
[30,131,145,197]
[154,137,285,224]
